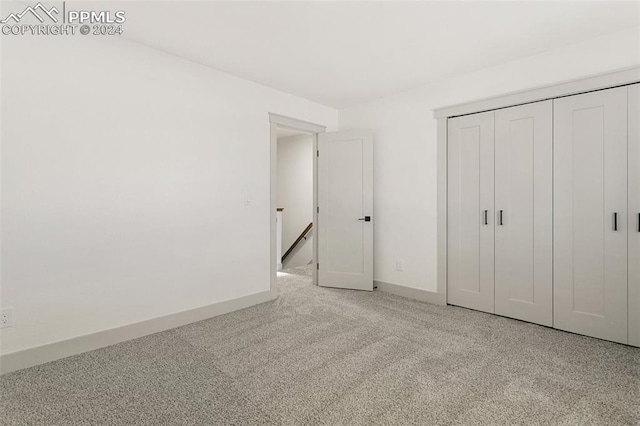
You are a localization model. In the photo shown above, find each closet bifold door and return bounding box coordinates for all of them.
[554,86,628,344]
[629,83,639,348]
[447,111,494,314]
[494,101,553,326]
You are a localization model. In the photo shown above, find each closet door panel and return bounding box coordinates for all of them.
[554,87,628,344]
[629,84,640,347]
[447,111,495,314]
[495,101,553,326]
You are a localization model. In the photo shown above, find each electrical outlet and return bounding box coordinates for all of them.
[0,308,13,329]
[396,260,405,272]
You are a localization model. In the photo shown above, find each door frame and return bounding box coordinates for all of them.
[269,113,326,293]
[434,66,640,305]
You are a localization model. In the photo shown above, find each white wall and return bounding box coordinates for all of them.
[0,35,337,355]
[277,134,313,269]
[339,26,640,293]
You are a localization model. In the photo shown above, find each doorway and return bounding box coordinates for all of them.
[269,114,326,293]
[276,127,314,272]
[269,114,375,294]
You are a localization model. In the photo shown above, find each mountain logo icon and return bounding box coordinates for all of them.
[1,2,60,24]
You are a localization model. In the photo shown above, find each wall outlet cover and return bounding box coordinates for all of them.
[0,308,13,329]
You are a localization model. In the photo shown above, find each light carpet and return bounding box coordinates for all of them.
[1,265,639,425]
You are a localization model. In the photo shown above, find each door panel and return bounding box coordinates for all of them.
[495,101,553,326]
[318,130,373,291]
[629,84,640,347]
[554,87,628,344]
[447,111,495,314]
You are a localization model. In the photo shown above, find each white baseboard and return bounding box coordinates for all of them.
[375,281,446,306]
[0,289,277,375]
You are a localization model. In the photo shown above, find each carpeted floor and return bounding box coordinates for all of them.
[1,266,639,425]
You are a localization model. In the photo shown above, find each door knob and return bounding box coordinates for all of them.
[357,216,371,222]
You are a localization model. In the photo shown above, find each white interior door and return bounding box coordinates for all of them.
[447,111,495,314]
[629,83,640,347]
[554,87,628,344]
[494,101,553,326]
[318,130,373,291]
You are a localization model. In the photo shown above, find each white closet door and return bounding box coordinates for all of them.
[629,84,640,347]
[554,87,628,344]
[447,111,495,314]
[494,101,553,326]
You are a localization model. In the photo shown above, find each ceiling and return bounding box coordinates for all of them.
[111,1,638,108]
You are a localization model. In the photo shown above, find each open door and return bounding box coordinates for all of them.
[318,130,373,291]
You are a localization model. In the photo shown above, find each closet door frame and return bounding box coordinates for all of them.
[435,67,640,330]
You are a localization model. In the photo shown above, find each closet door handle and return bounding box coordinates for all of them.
[483,210,488,225]
[637,213,639,232]
[613,212,618,231]
[498,210,504,226]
